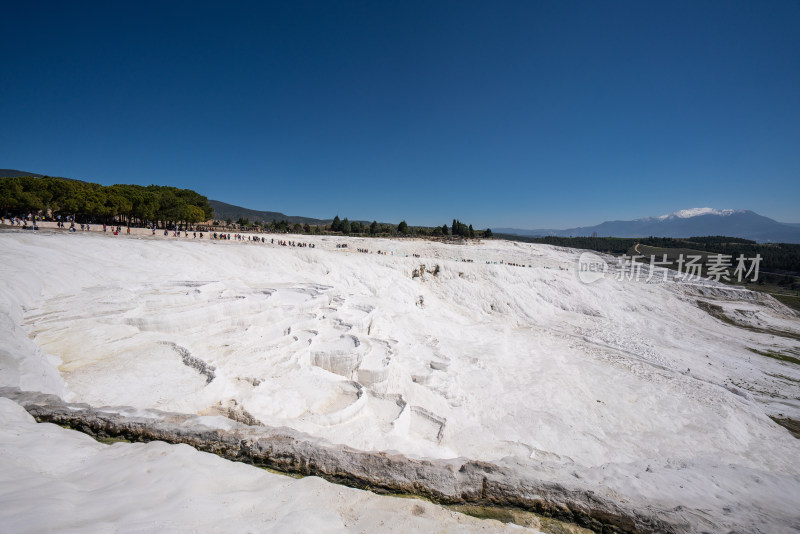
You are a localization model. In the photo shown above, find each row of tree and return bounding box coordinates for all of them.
[331,216,408,235]
[212,215,495,239]
[0,176,214,228]
[330,215,376,235]
[0,175,495,239]
[330,215,492,238]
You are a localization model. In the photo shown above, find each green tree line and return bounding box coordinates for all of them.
[0,176,213,227]
[329,215,492,238]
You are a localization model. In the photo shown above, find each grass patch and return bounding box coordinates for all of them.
[748,348,800,366]
[56,426,132,445]
[770,293,800,313]
[630,244,711,262]
[766,373,800,384]
[449,504,592,534]
[770,417,800,439]
[451,504,522,525]
[95,435,132,445]
[696,301,739,326]
[257,465,306,479]
[696,300,800,341]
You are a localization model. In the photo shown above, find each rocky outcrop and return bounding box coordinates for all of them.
[200,399,263,426]
[159,341,216,383]
[0,388,685,534]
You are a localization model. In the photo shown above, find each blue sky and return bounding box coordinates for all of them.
[2,1,798,228]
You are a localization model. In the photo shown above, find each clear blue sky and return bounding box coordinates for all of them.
[2,1,798,228]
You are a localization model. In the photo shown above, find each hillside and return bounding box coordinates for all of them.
[0,169,43,178]
[207,199,331,225]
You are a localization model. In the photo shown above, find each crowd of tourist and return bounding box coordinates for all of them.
[3,214,540,269]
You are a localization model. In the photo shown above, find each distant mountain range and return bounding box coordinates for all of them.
[497,208,800,243]
[0,169,85,182]
[207,199,331,226]
[5,169,798,242]
[0,169,44,178]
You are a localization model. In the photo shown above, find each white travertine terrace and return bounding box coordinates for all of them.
[1,229,799,532]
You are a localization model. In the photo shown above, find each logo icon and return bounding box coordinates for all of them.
[577,252,608,284]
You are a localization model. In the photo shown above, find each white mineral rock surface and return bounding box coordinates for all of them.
[0,398,534,533]
[2,228,799,532]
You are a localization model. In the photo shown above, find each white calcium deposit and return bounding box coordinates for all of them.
[2,229,800,532]
[0,398,534,533]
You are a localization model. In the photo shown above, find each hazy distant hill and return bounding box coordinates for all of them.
[0,169,86,183]
[0,169,43,178]
[208,199,331,225]
[497,208,800,244]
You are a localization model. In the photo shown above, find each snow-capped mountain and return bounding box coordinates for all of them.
[655,207,739,220]
[497,208,800,243]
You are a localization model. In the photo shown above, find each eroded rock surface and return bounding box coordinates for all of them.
[1,387,683,534]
